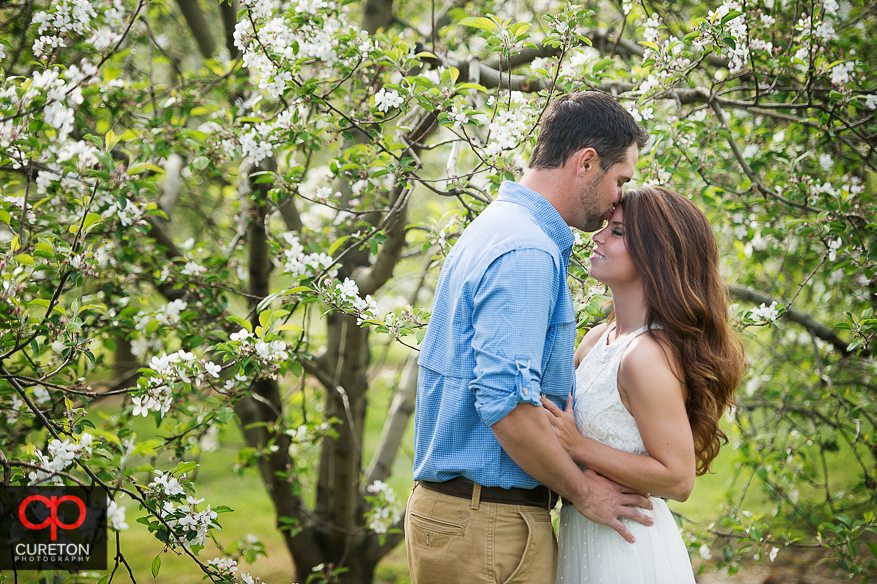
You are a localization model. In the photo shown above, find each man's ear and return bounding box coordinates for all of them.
[572,147,599,177]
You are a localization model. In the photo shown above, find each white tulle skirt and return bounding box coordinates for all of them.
[555,497,695,584]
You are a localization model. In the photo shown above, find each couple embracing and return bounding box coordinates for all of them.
[404,92,746,583]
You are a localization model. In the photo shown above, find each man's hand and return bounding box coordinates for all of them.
[491,403,653,544]
[571,469,653,544]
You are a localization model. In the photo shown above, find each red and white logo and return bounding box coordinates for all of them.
[18,495,86,541]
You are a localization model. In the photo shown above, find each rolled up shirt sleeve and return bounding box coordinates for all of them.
[470,248,558,428]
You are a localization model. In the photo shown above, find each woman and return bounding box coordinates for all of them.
[542,186,746,583]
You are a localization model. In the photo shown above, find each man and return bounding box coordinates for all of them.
[405,92,652,584]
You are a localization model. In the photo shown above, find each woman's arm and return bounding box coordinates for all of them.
[542,334,696,501]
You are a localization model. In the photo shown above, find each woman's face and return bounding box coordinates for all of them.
[588,205,640,287]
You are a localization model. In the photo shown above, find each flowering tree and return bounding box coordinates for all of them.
[0,0,874,582]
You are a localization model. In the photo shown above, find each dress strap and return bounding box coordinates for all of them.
[606,323,661,351]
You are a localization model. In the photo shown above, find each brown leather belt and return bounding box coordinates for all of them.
[419,477,558,509]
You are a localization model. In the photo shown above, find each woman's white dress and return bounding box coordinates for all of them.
[555,325,695,584]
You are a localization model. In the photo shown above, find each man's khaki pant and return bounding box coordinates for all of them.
[405,482,557,584]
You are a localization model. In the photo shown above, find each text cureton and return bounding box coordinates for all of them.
[14,543,91,556]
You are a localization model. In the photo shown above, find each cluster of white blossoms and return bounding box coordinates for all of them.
[637,14,691,93]
[32,0,97,57]
[280,232,336,279]
[226,102,308,164]
[150,470,186,496]
[226,329,290,381]
[750,301,780,323]
[365,480,402,535]
[329,277,379,325]
[830,61,856,86]
[208,557,261,584]
[234,0,353,99]
[625,102,655,123]
[28,433,93,485]
[148,472,221,550]
[133,299,188,332]
[374,88,404,113]
[181,262,207,277]
[696,0,773,75]
[22,61,99,143]
[131,350,222,418]
[484,92,531,157]
[805,173,864,206]
[107,499,129,531]
[32,0,127,54]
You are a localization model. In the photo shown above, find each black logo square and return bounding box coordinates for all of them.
[0,486,108,570]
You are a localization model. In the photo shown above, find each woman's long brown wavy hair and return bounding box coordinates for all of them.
[619,186,746,475]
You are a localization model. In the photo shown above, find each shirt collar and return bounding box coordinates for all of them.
[497,181,575,253]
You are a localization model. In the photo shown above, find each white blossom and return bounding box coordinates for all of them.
[205,362,222,378]
[181,262,207,276]
[750,301,780,322]
[108,500,129,530]
[818,153,833,172]
[830,61,854,85]
[374,88,403,113]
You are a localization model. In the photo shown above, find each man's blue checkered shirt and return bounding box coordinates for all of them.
[413,181,577,489]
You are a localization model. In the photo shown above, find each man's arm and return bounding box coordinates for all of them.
[469,248,651,542]
[492,402,652,544]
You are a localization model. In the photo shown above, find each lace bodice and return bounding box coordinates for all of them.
[572,325,654,456]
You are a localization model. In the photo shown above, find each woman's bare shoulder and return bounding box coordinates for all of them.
[620,330,685,398]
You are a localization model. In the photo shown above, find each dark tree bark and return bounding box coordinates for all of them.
[174,0,217,59]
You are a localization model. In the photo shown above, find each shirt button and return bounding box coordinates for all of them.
[522,388,528,395]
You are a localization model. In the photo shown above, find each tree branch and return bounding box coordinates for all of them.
[365,351,417,485]
[728,284,861,357]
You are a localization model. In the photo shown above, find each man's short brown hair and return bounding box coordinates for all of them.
[529,92,649,171]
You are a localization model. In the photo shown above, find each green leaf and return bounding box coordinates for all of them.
[34,241,54,258]
[458,16,498,31]
[259,309,271,329]
[192,156,209,170]
[105,129,120,151]
[128,163,166,175]
[866,541,877,561]
[172,460,198,474]
[639,41,660,51]
[228,315,253,333]
[14,254,34,267]
[721,10,745,24]
[152,555,161,578]
[328,235,349,256]
[82,213,103,233]
[456,82,488,92]
[591,58,616,73]
[277,323,303,332]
